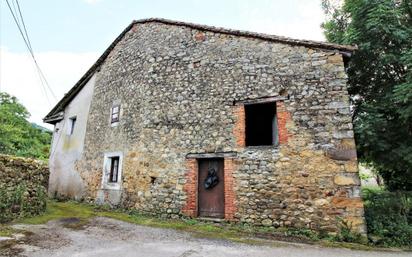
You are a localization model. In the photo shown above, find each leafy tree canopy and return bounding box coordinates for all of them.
[322,0,412,190]
[0,92,51,160]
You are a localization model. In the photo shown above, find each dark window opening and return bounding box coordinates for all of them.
[245,102,278,146]
[69,117,76,135]
[111,105,120,123]
[193,61,201,68]
[109,156,120,183]
[150,176,157,184]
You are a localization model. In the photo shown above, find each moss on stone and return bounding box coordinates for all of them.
[16,201,95,225]
[0,155,49,223]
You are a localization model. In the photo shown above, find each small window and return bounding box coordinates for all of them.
[102,152,123,190]
[111,105,120,124]
[68,117,76,135]
[109,156,120,183]
[245,102,278,146]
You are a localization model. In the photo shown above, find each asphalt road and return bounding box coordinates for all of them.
[1,217,409,257]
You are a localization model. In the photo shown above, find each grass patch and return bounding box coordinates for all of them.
[8,200,281,246]
[15,201,95,225]
[0,225,18,237]
[320,240,378,251]
[4,199,408,251]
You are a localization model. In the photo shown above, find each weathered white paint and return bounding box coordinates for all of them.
[96,151,124,205]
[101,151,123,190]
[48,74,96,199]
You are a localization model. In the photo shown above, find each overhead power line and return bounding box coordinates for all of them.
[5,0,57,104]
[15,0,33,52]
[14,0,55,101]
[10,0,21,28]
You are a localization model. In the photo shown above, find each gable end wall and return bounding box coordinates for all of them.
[68,22,366,234]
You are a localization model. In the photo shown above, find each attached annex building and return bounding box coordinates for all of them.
[44,18,366,234]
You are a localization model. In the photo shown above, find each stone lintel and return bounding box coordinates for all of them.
[186,152,237,159]
[235,96,288,106]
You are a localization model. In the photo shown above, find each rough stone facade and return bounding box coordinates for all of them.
[46,19,366,234]
[0,155,49,222]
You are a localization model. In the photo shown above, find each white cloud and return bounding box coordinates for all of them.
[0,47,98,129]
[238,0,326,41]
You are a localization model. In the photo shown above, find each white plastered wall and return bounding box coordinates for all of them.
[48,74,96,199]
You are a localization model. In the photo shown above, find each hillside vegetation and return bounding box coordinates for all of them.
[0,92,52,160]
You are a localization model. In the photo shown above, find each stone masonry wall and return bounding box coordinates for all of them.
[0,155,49,222]
[76,22,365,233]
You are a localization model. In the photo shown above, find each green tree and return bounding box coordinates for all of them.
[322,0,412,190]
[0,92,52,160]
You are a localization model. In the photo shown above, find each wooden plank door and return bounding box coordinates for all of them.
[198,158,224,218]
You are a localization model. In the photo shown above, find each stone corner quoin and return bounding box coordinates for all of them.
[45,20,366,235]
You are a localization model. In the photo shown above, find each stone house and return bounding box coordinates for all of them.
[44,18,365,233]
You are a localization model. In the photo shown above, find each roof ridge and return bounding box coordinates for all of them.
[132,18,357,52]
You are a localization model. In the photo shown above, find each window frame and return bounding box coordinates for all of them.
[68,116,77,136]
[101,152,123,190]
[109,156,120,183]
[111,105,120,124]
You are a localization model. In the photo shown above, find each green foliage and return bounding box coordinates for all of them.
[23,185,48,216]
[322,0,412,190]
[0,92,52,160]
[184,219,199,226]
[358,172,371,181]
[321,0,351,43]
[283,227,322,241]
[0,183,47,223]
[362,188,412,247]
[0,184,26,223]
[334,217,365,243]
[393,49,412,126]
[17,200,95,225]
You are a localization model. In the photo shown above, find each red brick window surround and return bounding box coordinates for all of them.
[233,105,245,148]
[276,101,291,144]
[234,100,290,147]
[245,102,277,146]
[182,158,237,221]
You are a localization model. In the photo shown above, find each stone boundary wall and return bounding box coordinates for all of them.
[0,154,49,223]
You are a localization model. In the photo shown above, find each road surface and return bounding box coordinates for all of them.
[0,217,408,257]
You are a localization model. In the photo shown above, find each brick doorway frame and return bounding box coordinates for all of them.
[183,157,236,220]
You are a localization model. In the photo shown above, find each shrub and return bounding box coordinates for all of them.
[362,188,412,248]
[0,183,48,223]
[334,217,365,243]
[0,183,26,223]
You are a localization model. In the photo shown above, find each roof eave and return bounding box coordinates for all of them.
[43,111,64,124]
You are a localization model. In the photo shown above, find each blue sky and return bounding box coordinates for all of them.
[0,0,326,127]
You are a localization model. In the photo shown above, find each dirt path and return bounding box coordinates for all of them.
[0,217,409,257]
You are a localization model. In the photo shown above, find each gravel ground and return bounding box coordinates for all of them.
[0,217,409,257]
